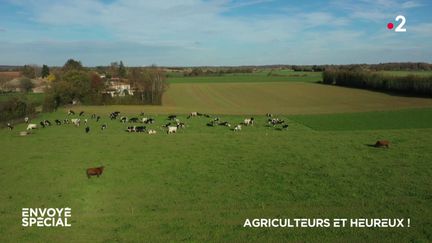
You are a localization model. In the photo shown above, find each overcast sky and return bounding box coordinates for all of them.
[0,0,431,66]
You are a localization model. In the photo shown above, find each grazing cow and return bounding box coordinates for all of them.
[91,114,96,119]
[7,123,13,130]
[144,118,155,124]
[68,109,75,115]
[375,140,390,148]
[282,124,289,129]
[243,117,254,126]
[44,120,51,126]
[127,126,136,132]
[96,116,101,122]
[101,124,107,130]
[85,126,90,133]
[218,121,231,127]
[234,124,242,131]
[214,117,220,122]
[71,118,81,126]
[63,119,70,124]
[79,111,85,116]
[55,119,62,125]
[187,112,198,119]
[266,113,273,117]
[86,166,104,178]
[163,122,172,128]
[120,116,128,123]
[40,121,46,128]
[167,126,177,134]
[135,126,146,132]
[204,114,211,118]
[84,119,88,125]
[142,117,149,123]
[207,121,218,127]
[177,122,186,129]
[168,115,177,120]
[147,129,157,135]
[129,117,139,123]
[27,124,37,130]
[268,118,284,126]
[24,117,29,123]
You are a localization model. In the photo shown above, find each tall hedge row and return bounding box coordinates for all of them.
[322,70,432,96]
[0,96,36,123]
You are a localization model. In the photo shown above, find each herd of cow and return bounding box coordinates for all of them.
[6,110,290,136]
[6,110,390,149]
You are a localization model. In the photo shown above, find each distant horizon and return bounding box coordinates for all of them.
[1,61,432,69]
[1,0,431,66]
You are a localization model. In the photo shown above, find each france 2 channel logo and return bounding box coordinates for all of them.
[387,15,406,32]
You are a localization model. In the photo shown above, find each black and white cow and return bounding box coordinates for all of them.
[55,119,62,125]
[101,124,107,130]
[129,117,139,123]
[85,126,90,133]
[71,118,81,127]
[218,121,231,127]
[7,123,13,130]
[268,118,284,127]
[120,116,128,123]
[68,109,75,115]
[96,116,101,122]
[126,126,136,132]
[135,126,146,132]
[79,111,85,116]
[40,121,46,128]
[144,118,155,124]
[243,117,254,126]
[24,117,29,123]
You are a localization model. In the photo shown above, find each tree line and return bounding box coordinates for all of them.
[43,59,168,111]
[322,69,432,96]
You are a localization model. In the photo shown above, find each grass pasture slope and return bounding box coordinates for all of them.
[0,74,432,242]
[167,70,322,83]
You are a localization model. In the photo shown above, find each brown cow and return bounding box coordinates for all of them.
[375,140,390,148]
[86,166,104,178]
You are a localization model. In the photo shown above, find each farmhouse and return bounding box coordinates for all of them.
[105,79,134,97]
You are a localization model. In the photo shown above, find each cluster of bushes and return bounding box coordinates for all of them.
[323,69,432,96]
[0,96,36,123]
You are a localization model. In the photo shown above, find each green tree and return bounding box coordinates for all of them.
[21,65,36,79]
[118,61,127,78]
[19,78,34,93]
[62,59,83,72]
[41,64,50,78]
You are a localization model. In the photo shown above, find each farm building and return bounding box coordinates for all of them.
[105,80,134,97]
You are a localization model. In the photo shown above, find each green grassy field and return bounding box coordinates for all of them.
[167,71,322,83]
[1,74,432,242]
[0,108,431,242]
